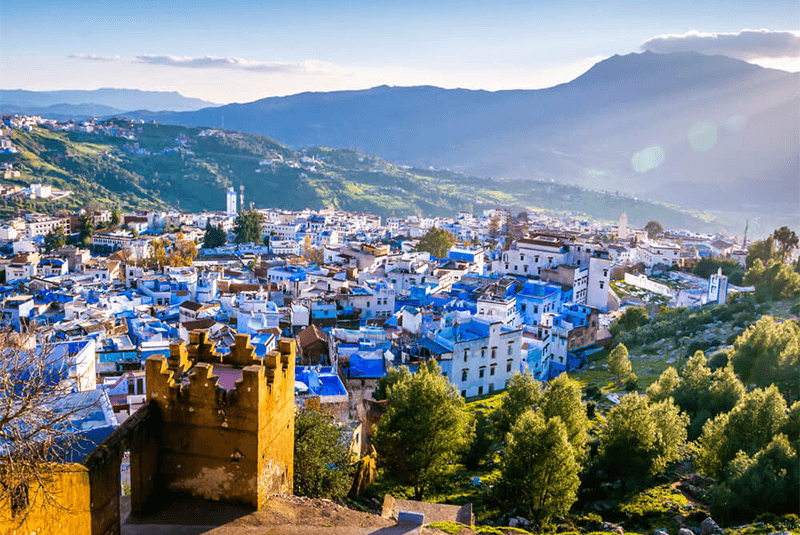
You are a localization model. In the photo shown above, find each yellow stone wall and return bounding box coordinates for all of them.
[0,464,91,535]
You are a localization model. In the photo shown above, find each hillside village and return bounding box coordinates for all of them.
[0,114,798,535]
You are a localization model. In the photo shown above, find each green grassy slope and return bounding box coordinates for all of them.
[0,123,722,231]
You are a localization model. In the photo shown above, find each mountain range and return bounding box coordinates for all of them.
[125,52,799,232]
[0,88,215,115]
[2,52,798,232]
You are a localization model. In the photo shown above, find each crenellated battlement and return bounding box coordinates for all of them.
[144,331,297,508]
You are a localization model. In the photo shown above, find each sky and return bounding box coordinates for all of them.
[2,0,798,103]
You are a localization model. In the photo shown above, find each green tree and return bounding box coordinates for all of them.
[78,215,94,245]
[110,208,121,226]
[644,220,663,240]
[491,372,542,441]
[710,434,798,521]
[773,226,798,263]
[645,366,680,402]
[541,374,589,462]
[371,366,412,401]
[294,408,357,499]
[372,360,471,500]
[44,226,66,252]
[599,395,688,481]
[745,259,800,302]
[729,316,799,400]
[608,343,632,385]
[610,306,648,336]
[415,227,456,259]
[695,385,789,480]
[500,411,580,522]
[233,210,264,244]
[203,221,227,249]
[746,236,775,269]
[692,257,745,286]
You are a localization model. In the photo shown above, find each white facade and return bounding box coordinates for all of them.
[226,186,237,217]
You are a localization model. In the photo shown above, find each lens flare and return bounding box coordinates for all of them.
[725,115,745,133]
[631,145,666,173]
[688,122,717,151]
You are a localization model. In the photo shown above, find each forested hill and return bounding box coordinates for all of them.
[0,121,720,231]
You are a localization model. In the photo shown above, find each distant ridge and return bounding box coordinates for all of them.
[0,88,215,113]
[124,51,797,224]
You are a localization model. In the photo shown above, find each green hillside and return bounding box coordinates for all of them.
[0,122,721,231]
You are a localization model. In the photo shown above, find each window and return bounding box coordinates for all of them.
[490,366,496,376]
[507,343,513,355]
[478,386,483,395]
[462,369,468,381]
[481,347,486,357]
[599,281,604,289]
[461,390,467,397]
[443,372,448,378]
[489,383,495,392]
[491,347,497,359]
[464,349,469,361]
[128,380,135,395]
[521,304,526,312]
[534,305,538,313]
[479,368,485,378]
[507,360,513,373]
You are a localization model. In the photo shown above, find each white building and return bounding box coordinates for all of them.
[226,186,237,217]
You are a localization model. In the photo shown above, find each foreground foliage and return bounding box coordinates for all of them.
[293,408,357,499]
[372,360,472,500]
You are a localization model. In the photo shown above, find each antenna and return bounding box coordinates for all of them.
[743,219,749,249]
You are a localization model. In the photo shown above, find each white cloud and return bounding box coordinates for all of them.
[641,29,800,61]
[70,53,341,75]
[68,54,121,62]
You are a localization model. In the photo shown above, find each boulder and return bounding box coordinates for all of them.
[679,529,693,535]
[602,522,624,534]
[654,529,669,535]
[509,517,532,529]
[701,517,722,535]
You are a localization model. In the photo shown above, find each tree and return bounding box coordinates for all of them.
[599,395,688,481]
[488,215,501,241]
[695,385,788,480]
[499,411,580,522]
[729,316,799,400]
[148,239,168,270]
[644,220,663,240]
[773,226,798,263]
[491,372,542,441]
[746,236,775,269]
[372,361,471,500]
[540,374,589,462]
[43,227,66,252]
[647,351,744,439]
[110,208,120,226]
[233,210,264,244]
[167,232,197,267]
[607,343,632,385]
[0,336,100,522]
[202,221,226,249]
[415,227,456,259]
[371,366,412,401]
[78,216,94,245]
[293,408,357,499]
[692,257,745,286]
[610,306,648,336]
[302,235,324,265]
[745,258,800,302]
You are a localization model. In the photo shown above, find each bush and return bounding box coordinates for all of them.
[624,373,639,391]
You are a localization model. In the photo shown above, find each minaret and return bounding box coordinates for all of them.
[239,185,245,213]
[618,212,628,240]
[226,186,237,217]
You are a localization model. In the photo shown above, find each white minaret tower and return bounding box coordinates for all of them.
[226,186,237,216]
[239,185,245,213]
[618,212,629,240]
